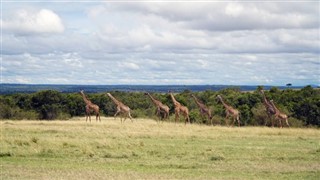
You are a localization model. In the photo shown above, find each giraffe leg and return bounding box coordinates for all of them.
[85,108,91,122]
[85,106,89,122]
[156,108,161,122]
[87,110,91,122]
[161,111,166,123]
[114,107,121,120]
[185,114,190,125]
[162,111,167,122]
[175,113,179,124]
[271,116,275,128]
[277,117,282,128]
[123,113,127,123]
[159,110,164,121]
[266,114,271,126]
[165,111,169,120]
[161,110,166,122]
[95,111,99,122]
[154,108,159,118]
[114,112,119,119]
[128,111,133,122]
[208,114,213,126]
[237,116,240,127]
[160,110,164,120]
[231,117,236,127]
[174,108,180,124]
[225,113,230,127]
[187,115,190,124]
[276,117,280,128]
[285,118,290,127]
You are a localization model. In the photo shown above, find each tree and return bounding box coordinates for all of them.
[31,90,65,120]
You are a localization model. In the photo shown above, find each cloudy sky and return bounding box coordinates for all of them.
[1,1,319,86]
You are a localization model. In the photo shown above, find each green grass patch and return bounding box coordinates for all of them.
[1,118,320,179]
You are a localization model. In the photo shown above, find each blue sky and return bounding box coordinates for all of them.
[1,1,319,86]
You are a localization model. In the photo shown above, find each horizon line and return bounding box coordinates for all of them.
[1,82,317,87]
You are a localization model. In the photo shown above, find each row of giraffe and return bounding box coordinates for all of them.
[79,90,290,128]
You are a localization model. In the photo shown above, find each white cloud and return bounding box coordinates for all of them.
[1,2,319,86]
[119,61,140,71]
[2,8,64,35]
[106,2,318,31]
[15,77,32,84]
[225,3,244,17]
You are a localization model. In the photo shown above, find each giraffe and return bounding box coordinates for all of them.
[169,92,190,124]
[79,90,101,122]
[106,93,132,123]
[216,95,240,127]
[259,90,276,127]
[191,94,213,125]
[145,92,170,121]
[269,100,290,128]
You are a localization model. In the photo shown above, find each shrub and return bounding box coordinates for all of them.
[251,103,269,126]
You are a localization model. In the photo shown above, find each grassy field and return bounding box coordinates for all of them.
[1,118,319,179]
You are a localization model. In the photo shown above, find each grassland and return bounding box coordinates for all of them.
[1,118,319,179]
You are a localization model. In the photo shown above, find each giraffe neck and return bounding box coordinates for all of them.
[147,93,159,106]
[270,101,280,114]
[192,95,203,108]
[262,93,267,104]
[220,98,231,110]
[261,92,271,107]
[107,94,121,105]
[170,93,180,106]
[81,92,91,105]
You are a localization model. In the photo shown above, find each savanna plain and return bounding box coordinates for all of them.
[1,117,319,179]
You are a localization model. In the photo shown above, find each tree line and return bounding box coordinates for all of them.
[0,86,319,127]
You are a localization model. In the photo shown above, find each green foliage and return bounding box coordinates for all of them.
[0,96,37,120]
[63,93,84,117]
[189,110,201,124]
[31,90,64,120]
[251,103,269,126]
[0,86,319,127]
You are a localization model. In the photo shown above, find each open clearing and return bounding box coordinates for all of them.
[1,117,320,179]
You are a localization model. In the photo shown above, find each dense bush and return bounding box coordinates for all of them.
[0,96,38,120]
[0,86,319,127]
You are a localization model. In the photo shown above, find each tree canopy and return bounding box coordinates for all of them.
[0,86,319,127]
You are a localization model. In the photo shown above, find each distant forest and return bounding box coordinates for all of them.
[0,86,319,127]
[0,83,309,94]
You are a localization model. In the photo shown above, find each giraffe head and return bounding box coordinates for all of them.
[144,92,150,96]
[217,95,226,104]
[259,89,265,94]
[269,99,276,107]
[80,90,84,95]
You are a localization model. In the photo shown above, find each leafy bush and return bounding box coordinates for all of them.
[0,86,319,127]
